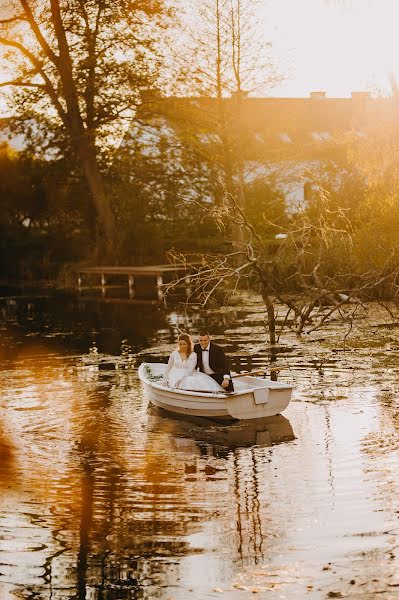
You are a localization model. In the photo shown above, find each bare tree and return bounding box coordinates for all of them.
[165,184,399,345]
[170,0,283,202]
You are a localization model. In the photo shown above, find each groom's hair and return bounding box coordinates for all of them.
[198,330,210,337]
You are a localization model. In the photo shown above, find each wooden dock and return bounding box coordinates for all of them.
[77,264,193,301]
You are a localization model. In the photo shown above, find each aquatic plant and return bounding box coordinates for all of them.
[143,364,164,382]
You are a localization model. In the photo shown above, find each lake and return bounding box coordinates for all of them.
[1,289,399,599]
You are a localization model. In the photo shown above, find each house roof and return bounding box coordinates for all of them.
[136,92,399,161]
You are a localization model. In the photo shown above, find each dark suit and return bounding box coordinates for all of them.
[194,342,234,392]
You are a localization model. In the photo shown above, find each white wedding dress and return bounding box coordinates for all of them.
[162,350,223,392]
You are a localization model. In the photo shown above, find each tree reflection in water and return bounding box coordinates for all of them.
[5,293,399,597]
[0,343,295,599]
[0,420,14,488]
[0,293,298,599]
[145,408,295,577]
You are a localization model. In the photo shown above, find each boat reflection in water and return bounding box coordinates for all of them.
[146,406,295,456]
[144,407,296,575]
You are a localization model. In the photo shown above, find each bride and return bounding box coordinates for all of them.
[163,333,223,392]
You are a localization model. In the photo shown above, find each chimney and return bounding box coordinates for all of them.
[140,88,162,103]
[351,91,371,100]
[310,91,326,100]
[231,90,249,100]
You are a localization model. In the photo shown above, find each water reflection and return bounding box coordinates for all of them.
[0,419,14,487]
[146,407,295,455]
[145,410,295,569]
[4,292,399,598]
[0,291,170,357]
[0,336,296,599]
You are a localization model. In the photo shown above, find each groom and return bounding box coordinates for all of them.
[194,331,234,392]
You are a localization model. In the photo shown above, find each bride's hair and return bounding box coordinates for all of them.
[177,333,193,355]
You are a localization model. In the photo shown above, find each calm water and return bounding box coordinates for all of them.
[2,290,399,599]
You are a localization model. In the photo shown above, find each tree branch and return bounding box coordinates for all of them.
[0,79,45,89]
[19,0,59,65]
[0,36,68,126]
[0,14,26,24]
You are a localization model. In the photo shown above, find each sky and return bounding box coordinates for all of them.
[2,0,399,116]
[262,0,399,97]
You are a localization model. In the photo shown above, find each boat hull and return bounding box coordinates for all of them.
[138,363,292,420]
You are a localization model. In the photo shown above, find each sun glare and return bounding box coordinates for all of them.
[265,0,399,97]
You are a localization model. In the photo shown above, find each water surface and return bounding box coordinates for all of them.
[1,291,399,599]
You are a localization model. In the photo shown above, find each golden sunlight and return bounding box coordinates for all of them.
[264,0,399,97]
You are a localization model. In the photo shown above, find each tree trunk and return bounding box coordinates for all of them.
[50,0,117,256]
[76,134,117,254]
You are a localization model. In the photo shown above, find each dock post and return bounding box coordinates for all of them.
[101,273,106,298]
[156,274,163,301]
[78,273,82,294]
[128,274,135,299]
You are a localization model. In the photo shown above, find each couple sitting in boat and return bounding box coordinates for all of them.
[163,331,234,392]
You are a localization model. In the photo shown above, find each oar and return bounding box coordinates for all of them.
[231,367,284,378]
[231,370,264,378]
[173,388,235,395]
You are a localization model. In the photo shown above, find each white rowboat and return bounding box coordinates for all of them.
[138,363,293,420]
